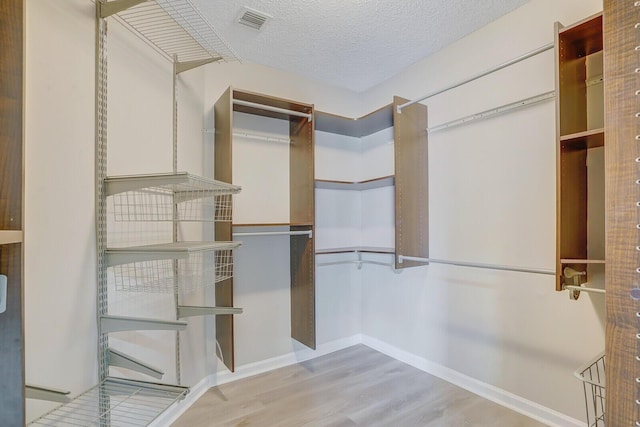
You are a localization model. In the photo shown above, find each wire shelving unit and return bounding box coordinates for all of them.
[26,1,242,425]
[28,379,188,426]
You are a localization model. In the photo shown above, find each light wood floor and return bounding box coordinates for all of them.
[172,345,547,427]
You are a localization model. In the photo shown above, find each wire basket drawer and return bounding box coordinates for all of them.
[575,352,605,427]
[106,172,241,222]
[106,242,241,294]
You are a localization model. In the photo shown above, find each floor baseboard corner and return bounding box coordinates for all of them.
[360,334,583,427]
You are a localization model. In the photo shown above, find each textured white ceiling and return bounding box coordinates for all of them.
[194,0,530,92]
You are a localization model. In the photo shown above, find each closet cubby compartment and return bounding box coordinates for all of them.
[314,96,428,270]
[214,87,316,354]
[555,13,605,291]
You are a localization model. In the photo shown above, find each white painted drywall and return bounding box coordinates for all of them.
[24,0,98,421]
[359,0,604,421]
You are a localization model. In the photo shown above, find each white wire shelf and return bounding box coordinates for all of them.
[107,242,240,293]
[106,172,240,222]
[28,377,188,426]
[106,0,239,65]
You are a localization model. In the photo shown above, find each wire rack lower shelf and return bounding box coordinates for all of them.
[28,377,188,426]
[107,241,241,294]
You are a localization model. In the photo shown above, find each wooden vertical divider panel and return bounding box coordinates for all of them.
[393,96,428,269]
[290,114,315,349]
[214,87,235,372]
[0,0,24,424]
[604,2,640,424]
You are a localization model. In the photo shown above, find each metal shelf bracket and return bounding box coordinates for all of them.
[101,315,188,333]
[25,384,71,404]
[99,0,146,18]
[177,305,243,318]
[108,348,165,379]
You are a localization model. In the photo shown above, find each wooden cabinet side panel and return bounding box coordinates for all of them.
[0,1,24,424]
[604,2,640,425]
[214,87,235,371]
[393,97,428,269]
[0,0,23,231]
[290,117,315,225]
[0,244,23,426]
[289,116,315,348]
[290,230,315,349]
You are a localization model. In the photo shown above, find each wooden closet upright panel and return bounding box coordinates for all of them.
[0,0,24,424]
[214,87,236,372]
[604,1,640,424]
[290,116,315,349]
[393,96,428,269]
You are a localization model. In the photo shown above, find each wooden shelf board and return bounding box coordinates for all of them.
[315,104,393,137]
[232,88,313,121]
[316,246,395,255]
[560,259,605,264]
[560,128,604,149]
[315,176,394,191]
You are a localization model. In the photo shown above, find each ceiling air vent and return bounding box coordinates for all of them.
[237,7,271,31]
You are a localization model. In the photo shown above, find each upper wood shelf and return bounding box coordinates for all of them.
[232,88,313,121]
[315,104,393,137]
[560,128,604,149]
[560,258,605,264]
[315,176,394,191]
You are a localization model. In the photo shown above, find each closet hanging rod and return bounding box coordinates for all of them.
[233,99,313,121]
[316,259,400,272]
[204,128,291,143]
[563,284,605,295]
[397,43,554,113]
[427,90,555,133]
[398,255,555,276]
[232,131,291,144]
[233,230,312,238]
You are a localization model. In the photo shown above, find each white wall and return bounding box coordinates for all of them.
[360,0,604,421]
[25,0,97,421]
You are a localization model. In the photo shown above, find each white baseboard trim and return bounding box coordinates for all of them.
[148,374,213,427]
[149,334,362,426]
[151,334,580,427]
[214,334,363,387]
[360,335,583,427]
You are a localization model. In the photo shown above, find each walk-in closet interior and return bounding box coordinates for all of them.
[3,0,640,425]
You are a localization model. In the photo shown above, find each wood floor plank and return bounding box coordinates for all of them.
[172,345,547,427]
